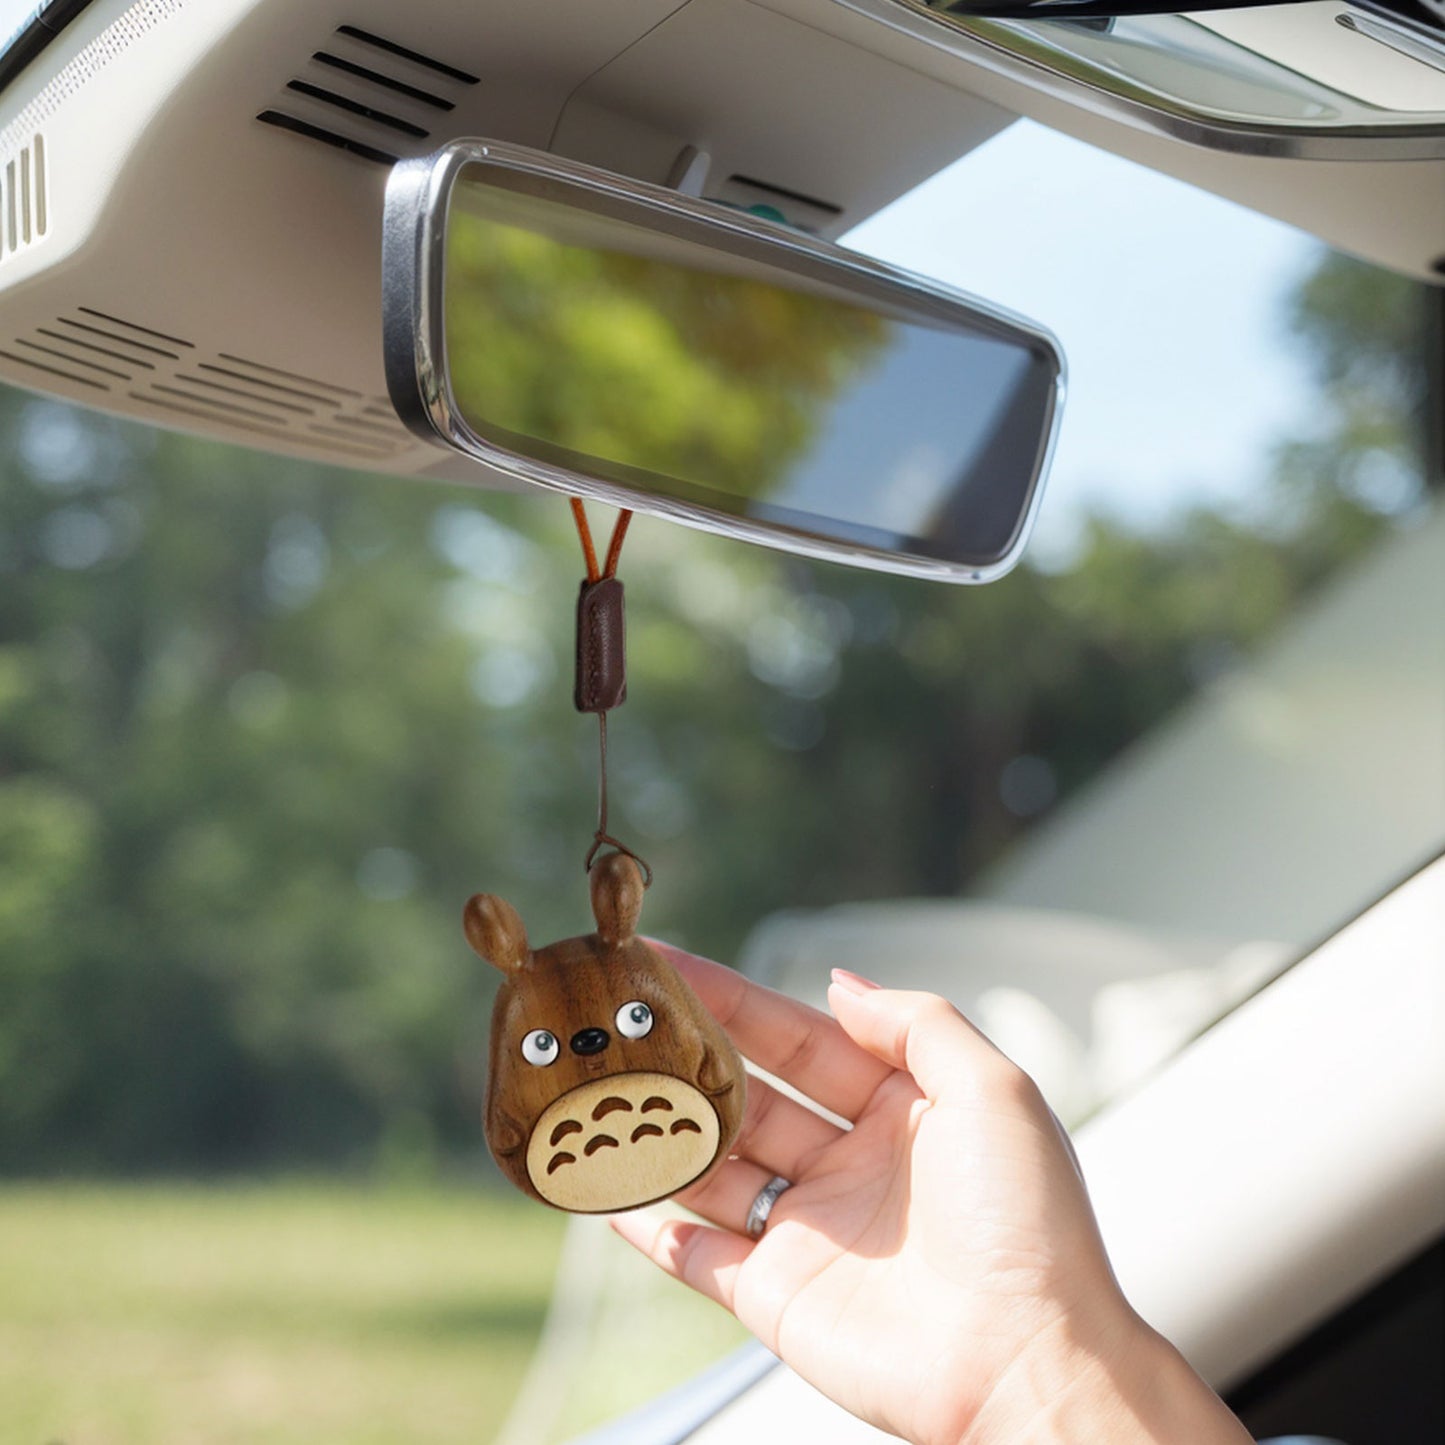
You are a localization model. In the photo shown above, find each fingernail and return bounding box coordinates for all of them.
[831,968,881,994]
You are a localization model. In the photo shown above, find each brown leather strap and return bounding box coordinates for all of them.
[574,577,626,713]
[567,500,648,884]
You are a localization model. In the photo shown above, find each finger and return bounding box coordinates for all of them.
[650,941,893,1121]
[731,1072,842,1179]
[826,974,1013,1105]
[675,1155,777,1234]
[1049,1106,1086,1184]
[609,1210,751,1315]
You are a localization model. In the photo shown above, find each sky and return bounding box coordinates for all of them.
[845,118,1325,557]
[0,2,42,52]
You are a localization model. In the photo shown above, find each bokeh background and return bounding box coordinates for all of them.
[0,116,1436,1443]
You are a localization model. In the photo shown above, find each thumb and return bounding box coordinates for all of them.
[826,972,1012,1105]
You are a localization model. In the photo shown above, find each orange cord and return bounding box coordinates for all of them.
[602,510,632,580]
[569,498,600,582]
[570,499,632,583]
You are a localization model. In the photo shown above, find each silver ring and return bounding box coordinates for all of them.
[745,1175,792,1239]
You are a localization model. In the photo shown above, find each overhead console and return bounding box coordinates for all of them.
[0,0,1439,480]
[0,0,1024,472]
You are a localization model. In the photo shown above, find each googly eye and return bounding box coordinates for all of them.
[615,1001,653,1040]
[521,1029,559,1066]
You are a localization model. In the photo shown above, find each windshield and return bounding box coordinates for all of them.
[0,1,44,56]
[737,119,1444,1129]
[0,117,1440,1444]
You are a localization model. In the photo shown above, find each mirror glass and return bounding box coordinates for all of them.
[439,160,1062,574]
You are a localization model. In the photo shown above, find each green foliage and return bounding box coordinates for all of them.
[1274,253,1429,553]
[0,252,1428,1174]
[445,202,887,496]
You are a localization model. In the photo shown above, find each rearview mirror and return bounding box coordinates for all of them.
[383,141,1064,583]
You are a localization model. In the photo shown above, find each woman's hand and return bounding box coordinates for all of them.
[610,951,1252,1445]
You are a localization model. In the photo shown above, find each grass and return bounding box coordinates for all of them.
[0,1180,566,1445]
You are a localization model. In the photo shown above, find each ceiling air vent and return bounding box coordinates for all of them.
[2,307,409,463]
[0,305,155,395]
[0,133,49,265]
[257,23,479,166]
[710,174,842,235]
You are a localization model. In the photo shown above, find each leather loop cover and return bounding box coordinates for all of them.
[575,578,627,713]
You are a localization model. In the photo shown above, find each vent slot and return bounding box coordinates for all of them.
[146,381,297,426]
[54,316,181,361]
[310,52,455,111]
[35,326,156,371]
[194,363,335,408]
[335,415,399,437]
[284,81,428,139]
[258,24,478,164]
[0,346,108,391]
[256,111,398,166]
[176,372,318,415]
[214,354,362,399]
[2,308,409,462]
[76,305,192,349]
[334,25,479,85]
[0,133,49,264]
[126,391,323,453]
[15,336,130,382]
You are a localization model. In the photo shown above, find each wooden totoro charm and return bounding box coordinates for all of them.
[466,852,746,1213]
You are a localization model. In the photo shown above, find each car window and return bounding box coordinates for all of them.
[733,118,1444,1127]
[0,116,1439,1444]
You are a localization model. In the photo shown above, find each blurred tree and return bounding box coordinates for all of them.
[446,204,888,497]
[0,254,1426,1174]
[1271,253,1431,560]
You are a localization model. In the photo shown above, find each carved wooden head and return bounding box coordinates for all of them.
[466,853,746,1212]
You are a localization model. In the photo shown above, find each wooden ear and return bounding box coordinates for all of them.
[463,894,529,974]
[590,852,644,945]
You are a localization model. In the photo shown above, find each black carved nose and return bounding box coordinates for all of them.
[571,1027,610,1056]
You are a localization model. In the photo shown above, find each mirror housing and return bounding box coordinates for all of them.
[383,139,1064,584]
